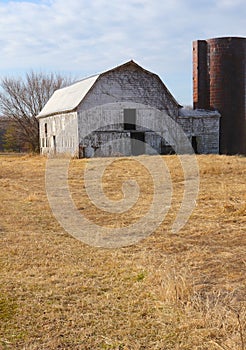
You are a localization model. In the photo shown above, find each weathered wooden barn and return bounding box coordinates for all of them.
[37,60,220,157]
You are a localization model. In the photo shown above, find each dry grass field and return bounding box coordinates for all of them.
[0,154,245,349]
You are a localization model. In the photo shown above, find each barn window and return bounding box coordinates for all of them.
[124,109,136,130]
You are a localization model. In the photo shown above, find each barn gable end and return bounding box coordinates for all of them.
[77,60,180,118]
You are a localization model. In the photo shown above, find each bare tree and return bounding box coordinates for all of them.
[0,72,74,152]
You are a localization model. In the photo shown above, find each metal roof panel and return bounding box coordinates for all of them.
[37,74,99,118]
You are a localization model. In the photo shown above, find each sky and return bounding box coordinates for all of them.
[0,0,245,105]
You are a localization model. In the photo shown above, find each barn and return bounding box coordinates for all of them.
[37,60,220,157]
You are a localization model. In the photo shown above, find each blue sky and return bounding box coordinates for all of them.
[0,0,245,105]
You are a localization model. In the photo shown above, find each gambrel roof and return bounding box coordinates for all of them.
[37,60,180,118]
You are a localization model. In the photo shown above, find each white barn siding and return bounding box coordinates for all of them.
[77,66,180,156]
[39,112,79,157]
[177,112,220,154]
[77,101,179,157]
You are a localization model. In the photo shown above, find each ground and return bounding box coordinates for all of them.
[0,154,245,349]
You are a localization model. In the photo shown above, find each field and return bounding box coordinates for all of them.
[0,154,245,349]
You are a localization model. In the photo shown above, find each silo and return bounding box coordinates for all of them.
[193,37,245,154]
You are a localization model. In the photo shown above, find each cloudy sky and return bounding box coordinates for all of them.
[0,0,245,105]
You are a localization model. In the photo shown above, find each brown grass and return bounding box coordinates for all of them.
[0,154,245,349]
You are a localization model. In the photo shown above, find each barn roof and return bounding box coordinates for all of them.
[37,60,180,118]
[37,74,99,118]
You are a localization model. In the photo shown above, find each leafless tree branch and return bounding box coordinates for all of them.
[0,72,74,151]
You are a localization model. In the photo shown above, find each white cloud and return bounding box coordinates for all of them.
[0,0,245,104]
[215,0,245,7]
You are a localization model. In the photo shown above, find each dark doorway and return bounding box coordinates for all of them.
[53,135,56,154]
[124,109,136,130]
[191,136,198,154]
[44,123,48,147]
[161,144,175,155]
[131,132,145,155]
[44,123,48,137]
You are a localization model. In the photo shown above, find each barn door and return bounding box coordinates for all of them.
[53,135,56,154]
[131,132,145,155]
